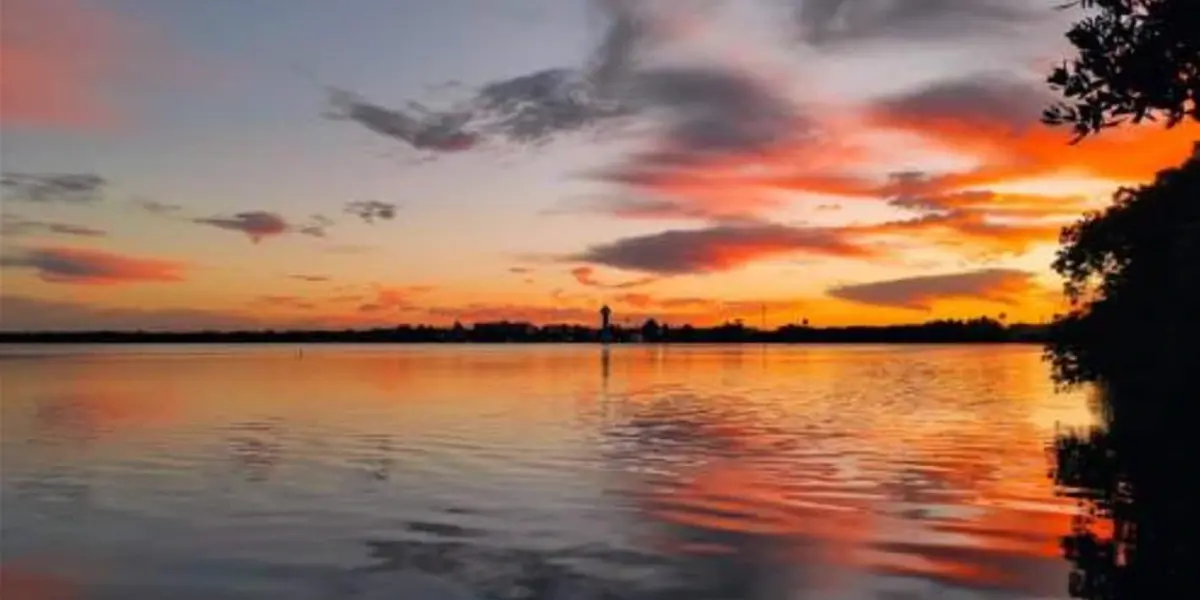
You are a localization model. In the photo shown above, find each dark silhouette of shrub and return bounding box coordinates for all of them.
[1043,0,1200,140]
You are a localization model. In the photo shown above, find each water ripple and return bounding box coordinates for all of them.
[0,344,1091,599]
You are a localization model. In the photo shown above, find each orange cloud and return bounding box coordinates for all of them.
[611,292,723,314]
[576,72,1188,272]
[0,0,150,129]
[569,265,659,289]
[828,269,1043,311]
[854,210,1064,256]
[665,76,1196,263]
[725,74,1194,220]
[614,292,655,309]
[587,131,867,222]
[0,247,187,285]
[357,284,435,314]
[708,168,1080,257]
[571,266,600,286]
[866,74,1200,187]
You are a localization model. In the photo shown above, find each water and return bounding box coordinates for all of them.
[0,344,1097,599]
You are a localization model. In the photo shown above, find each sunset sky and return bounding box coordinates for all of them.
[2,0,1197,331]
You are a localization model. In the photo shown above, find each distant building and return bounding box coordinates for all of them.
[600,305,612,344]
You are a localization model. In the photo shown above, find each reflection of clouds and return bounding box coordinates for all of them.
[595,350,1080,597]
[30,387,179,442]
[599,393,860,597]
[34,395,104,444]
[1,345,1092,599]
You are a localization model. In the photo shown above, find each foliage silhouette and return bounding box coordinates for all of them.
[1052,384,1200,599]
[1043,0,1200,140]
[1044,9,1200,590]
[1045,148,1200,387]
[0,317,1040,345]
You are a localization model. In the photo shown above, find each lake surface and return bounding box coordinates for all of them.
[0,344,1098,599]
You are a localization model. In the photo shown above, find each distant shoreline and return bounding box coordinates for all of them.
[0,318,1048,345]
[0,339,1043,345]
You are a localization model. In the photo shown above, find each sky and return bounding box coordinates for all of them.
[2,0,1197,331]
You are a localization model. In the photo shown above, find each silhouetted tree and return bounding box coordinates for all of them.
[640,318,661,342]
[1052,384,1200,599]
[1045,148,1200,388]
[1041,26,1200,596]
[1043,0,1200,139]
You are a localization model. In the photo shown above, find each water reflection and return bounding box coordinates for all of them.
[1,345,1092,599]
[228,419,285,482]
[596,348,1076,597]
[355,433,396,482]
[1051,385,1200,598]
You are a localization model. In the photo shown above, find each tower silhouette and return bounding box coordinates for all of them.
[599,305,613,344]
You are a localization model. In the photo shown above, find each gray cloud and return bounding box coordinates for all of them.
[631,66,804,163]
[326,88,480,152]
[794,0,1050,47]
[356,285,430,314]
[872,73,1057,132]
[1,173,106,204]
[328,0,798,165]
[327,0,641,151]
[1,214,106,238]
[327,68,628,152]
[574,223,874,275]
[297,214,335,238]
[193,211,335,242]
[344,200,398,224]
[194,211,290,243]
[828,268,1038,310]
[132,198,184,215]
[296,226,326,238]
[474,68,631,145]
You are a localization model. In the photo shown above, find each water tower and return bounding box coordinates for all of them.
[599,304,613,344]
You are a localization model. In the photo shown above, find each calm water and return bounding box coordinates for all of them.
[0,344,1098,599]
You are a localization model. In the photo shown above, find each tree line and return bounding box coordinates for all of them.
[0,316,1045,344]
